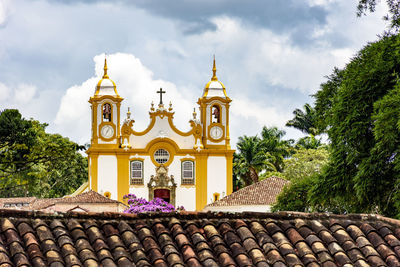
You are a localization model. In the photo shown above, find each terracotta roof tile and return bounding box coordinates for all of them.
[1,210,400,266]
[207,176,290,207]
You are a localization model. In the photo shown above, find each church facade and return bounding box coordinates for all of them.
[87,58,234,211]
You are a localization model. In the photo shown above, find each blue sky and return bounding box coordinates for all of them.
[0,0,388,146]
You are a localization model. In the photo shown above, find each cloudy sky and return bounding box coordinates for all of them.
[0,0,388,147]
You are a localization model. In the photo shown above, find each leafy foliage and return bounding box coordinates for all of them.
[310,34,400,217]
[357,0,400,32]
[286,103,319,135]
[272,175,316,212]
[282,147,329,181]
[260,127,293,172]
[295,136,323,150]
[233,136,271,186]
[0,109,87,198]
[123,194,184,214]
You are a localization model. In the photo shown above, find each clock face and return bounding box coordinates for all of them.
[101,125,114,139]
[210,126,223,140]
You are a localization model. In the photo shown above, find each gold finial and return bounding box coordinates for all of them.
[103,56,109,79]
[151,101,155,111]
[211,55,218,81]
[169,101,173,111]
[193,108,197,120]
[127,107,131,119]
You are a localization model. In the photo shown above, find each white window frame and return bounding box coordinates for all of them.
[181,160,195,185]
[130,160,143,185]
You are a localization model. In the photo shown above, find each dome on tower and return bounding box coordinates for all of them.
[94,58,119,96]
[203,57,227,98]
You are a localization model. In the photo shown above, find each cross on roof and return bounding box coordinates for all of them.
[157,88,166,105]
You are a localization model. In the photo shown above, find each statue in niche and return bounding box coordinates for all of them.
[103,103,112,122]
[212,105,220,123]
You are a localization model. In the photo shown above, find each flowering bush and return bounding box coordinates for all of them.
[123,193,185,214]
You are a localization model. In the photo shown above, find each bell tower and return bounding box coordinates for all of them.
[88,58,123,148]
[197,57,231,149]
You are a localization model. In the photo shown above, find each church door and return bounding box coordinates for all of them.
[154,189,170,203]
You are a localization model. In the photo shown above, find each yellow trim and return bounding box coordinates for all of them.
[94,58,119,96]
[180,157,195,162]
[225,102,231,147]
[89,95,124,103]
[87,146,235,156]
[148,140,176,167]
[207,123,225,142]
[129,156,145,161]
[117,154,129,202]
[226,153,233,195]
[90,154,98,192]
[202,57,228,97]
[180,185,196,188]
[98,122,116,141]
[195,154,207,210]
[122,109,200,139]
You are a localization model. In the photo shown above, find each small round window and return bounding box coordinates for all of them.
[154,149,170,164]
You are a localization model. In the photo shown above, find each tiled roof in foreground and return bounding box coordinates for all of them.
[208,176,290,207]
[0,190,122,211]
[0,210,400,266]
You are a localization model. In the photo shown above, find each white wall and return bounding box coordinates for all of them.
[97,155,118,200]
[128,154,197,211]
[207,156,227,205]
[129,116,195,149]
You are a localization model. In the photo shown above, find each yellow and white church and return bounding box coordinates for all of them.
[86,58,235,211]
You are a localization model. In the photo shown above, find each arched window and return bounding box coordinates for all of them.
[211,105,220,123]
[130,160,143,185]
[181,161,194,185]
[103,103,112,122]
[154,149,169,164]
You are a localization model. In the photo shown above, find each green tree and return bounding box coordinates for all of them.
[233,136,274,186]
[260,126,293,172]
[272,175,316,212]
[271,147,329,212]
[295,136,322,149]
[0,109,37,179]
[286,103,319,136]
[282,147,329,181]
[0,109,88,197]
[357,0,400,32]
[311,34,400,217]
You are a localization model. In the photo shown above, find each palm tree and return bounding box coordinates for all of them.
[260,126,293,172]
[233,136,275,186]
[286,103,318,135]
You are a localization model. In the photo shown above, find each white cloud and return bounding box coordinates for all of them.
[55,53,196,144]
[54,52,298,147]
[0,83,37,105]
[14,84,37,104]
[0,0,10,26]
[0,82,10,102]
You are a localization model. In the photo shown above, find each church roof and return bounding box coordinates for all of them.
[94,58,119,96]
[0,209,399,266]
[207,176,290,207]
[203,57,228,98]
